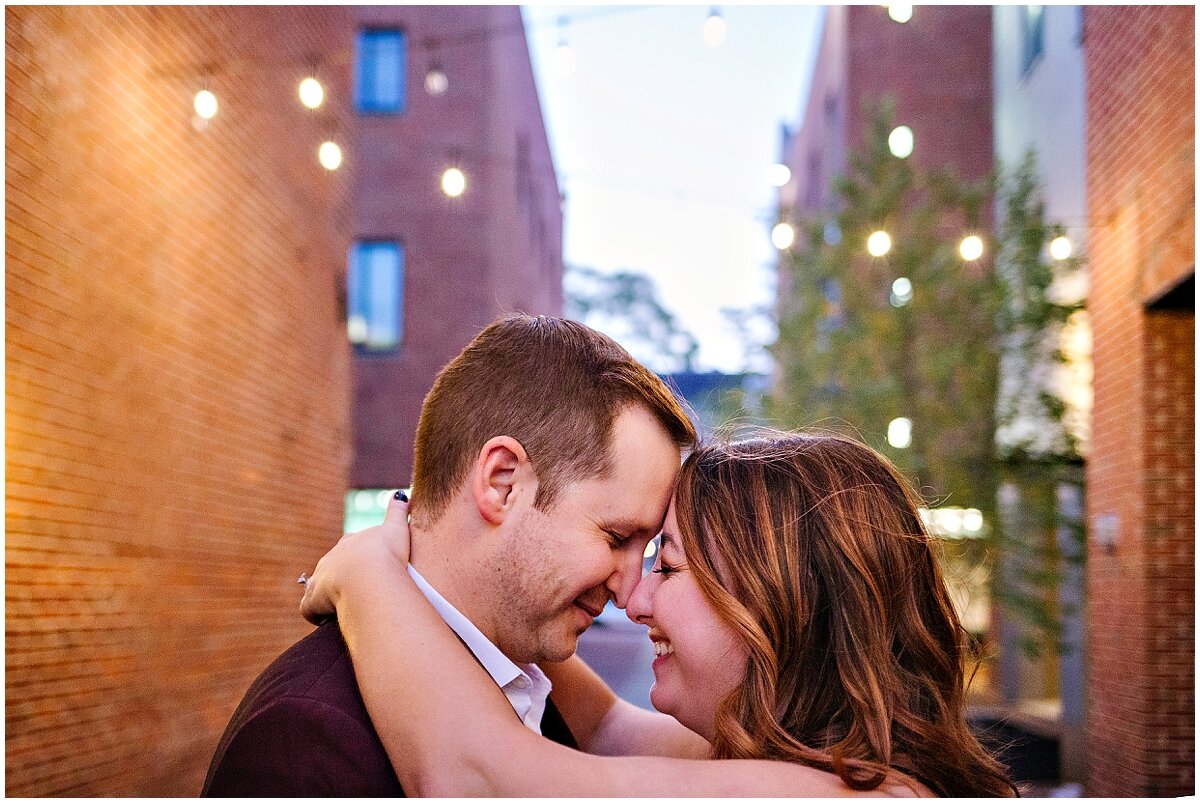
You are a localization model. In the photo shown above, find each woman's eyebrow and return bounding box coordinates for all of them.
[658,530,677,549]
[601,516,657,538]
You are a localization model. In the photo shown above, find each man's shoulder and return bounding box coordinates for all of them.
[202,621,403,797]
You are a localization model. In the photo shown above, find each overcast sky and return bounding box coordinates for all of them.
[522,4,824,373]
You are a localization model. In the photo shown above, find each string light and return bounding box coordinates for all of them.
[424,63,449,96]
[298,77,324,109]
[702,7,727,47]
[888,417,912,449]
[553,17,576,76]
[888,4,913,23]
[959,234,984,261]
[890,276,913,307]
[318,141,343,171]
[867,230,892,257]
[442,166,466,197]
[888,125,914,159]
[771,222,795,250]
[1049,235,1073,260]
[193,89,218,120]
[766,163,792,187]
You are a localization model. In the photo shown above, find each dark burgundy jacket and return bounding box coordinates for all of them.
[202,620,577,797]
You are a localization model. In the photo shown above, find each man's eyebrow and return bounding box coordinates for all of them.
[602,517,658,538]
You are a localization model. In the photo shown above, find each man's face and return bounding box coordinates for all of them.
[493,405,681,664]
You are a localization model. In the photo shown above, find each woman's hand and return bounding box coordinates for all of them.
[300,491,411,624]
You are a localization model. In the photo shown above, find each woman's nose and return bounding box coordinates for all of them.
[626,571,654,625]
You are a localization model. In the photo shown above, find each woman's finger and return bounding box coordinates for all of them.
[383,489,409,526]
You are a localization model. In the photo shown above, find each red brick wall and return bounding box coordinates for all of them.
[1084,5,1195,796]
[350,6,563,489]
[6,7,353,795]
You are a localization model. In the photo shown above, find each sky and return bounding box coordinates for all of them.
[521,5,825,374]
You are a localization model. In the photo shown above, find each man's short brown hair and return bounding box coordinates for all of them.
[410,314,696,523]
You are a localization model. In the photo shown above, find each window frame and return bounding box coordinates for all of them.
[347,239,405,356]
[354,28,407,115]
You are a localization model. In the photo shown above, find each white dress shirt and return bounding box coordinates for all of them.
[407,565,552,734]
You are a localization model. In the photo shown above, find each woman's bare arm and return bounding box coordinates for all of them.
[541,656,711,758]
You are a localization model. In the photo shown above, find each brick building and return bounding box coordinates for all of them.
[778,5,993,219]
[348,6,563,500]
[6,7,354,795]
[1083,6,1194,796]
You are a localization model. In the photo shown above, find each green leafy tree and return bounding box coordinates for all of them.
[565,264,699,373]
[770,103,1084,657]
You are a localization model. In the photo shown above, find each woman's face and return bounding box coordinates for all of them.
[626,496,748,741]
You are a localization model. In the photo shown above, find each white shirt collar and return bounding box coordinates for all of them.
[407,565,551,734]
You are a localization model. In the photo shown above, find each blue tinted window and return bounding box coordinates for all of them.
[348,242,403,353]
[355,29,406,113]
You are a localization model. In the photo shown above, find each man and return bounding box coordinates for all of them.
[202,314,696,795]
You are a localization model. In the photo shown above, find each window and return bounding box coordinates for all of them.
[355,29,406,113]
[1020,6,1045,77]
[347,241,403,353]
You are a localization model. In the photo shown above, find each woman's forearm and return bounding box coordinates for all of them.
[334,562,521,795]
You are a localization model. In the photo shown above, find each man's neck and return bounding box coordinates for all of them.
[408,524,500,649]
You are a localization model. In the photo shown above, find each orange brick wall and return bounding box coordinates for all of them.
[1084,6,1194,796]
[6,7,353,795]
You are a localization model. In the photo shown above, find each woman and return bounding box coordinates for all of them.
[302,431,1016,797]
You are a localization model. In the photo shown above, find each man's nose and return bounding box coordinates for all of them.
[606,546,646,610]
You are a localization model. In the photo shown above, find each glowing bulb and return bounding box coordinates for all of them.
[318,141,343,171]
[959,234,984,261]
[442,167,466,197]
[890,276,913,307]
[702,9,727,47]
[888,417,912,449]
[888,125,914,159]
[193,89,218,120]
[867,230,892,257]
[771,222,796,250]
[888,4,913,23]
[766,163,792,187]
[963,508,984,533]
[552,43,576,76]
[1049,236,1072,261]
[424,67,448,96]
[298,77,324,109]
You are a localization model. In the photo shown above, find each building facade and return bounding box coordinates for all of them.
[990,4,1090,784]
[1083,6,1194,796]
[6,7,354,794]
[348,6,563,498]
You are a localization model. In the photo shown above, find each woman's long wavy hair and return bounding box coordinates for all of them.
[673,431,1016,797]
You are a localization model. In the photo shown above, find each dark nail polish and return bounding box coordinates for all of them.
[394,490,408,502]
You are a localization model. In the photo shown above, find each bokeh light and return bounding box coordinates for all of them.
[867,230,892,257]
[441,166,466,197]
[888,125,914,158]
[298,77,324,109]
[959,234,984,261]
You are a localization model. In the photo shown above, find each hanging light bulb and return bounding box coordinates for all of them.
[193,89,218,120]
[442,166,466,198]
[318,141,343,171]
[888,125,914,159]
[771,222,795,250]
[867,230,892,257]
[888,417,913,449]
[702,7,727,47]
[888,4,914,23]
[425,63,448,96]
[766,163,792,187]
[553,17,575,76]
[959,234,984,261]
[298,77,324,109]
[1049,235,1073,261]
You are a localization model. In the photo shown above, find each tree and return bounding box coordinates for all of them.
[564,264,699,374]
[770,103,1084,657]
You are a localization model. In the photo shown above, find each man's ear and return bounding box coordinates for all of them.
[471,436,534,525]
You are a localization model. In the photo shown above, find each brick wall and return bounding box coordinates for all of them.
[6,7,353,795]
[350,7,563,489]
[1084,6,1194,796]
